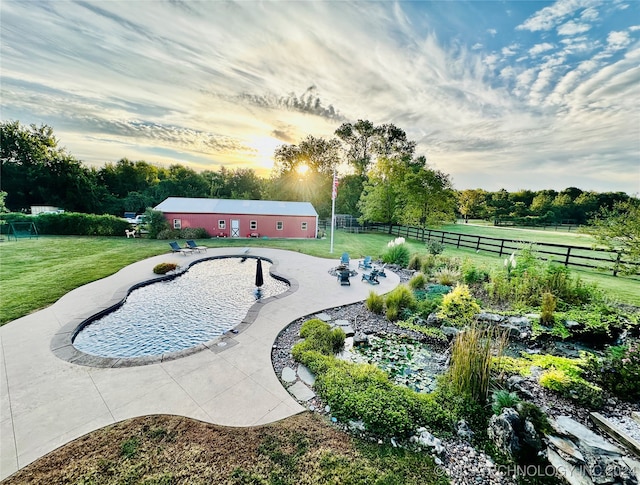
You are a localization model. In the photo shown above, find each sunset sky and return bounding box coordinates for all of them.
[1,0,639,194]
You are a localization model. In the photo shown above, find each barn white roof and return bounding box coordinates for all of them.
[154,197,318,217]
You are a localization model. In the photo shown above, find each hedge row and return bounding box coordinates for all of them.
[0,212,131,236]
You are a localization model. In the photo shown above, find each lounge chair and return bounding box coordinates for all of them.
[169,241,193,255]
[362,269,380,285]
[374,263,387,277]
[340,252,350,266]
[186,240,208,252]
[358,256,372,270]
[337,268,351,286]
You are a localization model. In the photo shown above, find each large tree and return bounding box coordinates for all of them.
[582,200,640,275]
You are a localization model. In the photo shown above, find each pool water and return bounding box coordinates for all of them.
[73,257,288,358]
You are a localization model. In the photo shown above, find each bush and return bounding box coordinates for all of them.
[408,273,427,290]
[144,209,170,239]
[292,319,345,360]
[294,350,454,438]
[382,243,410,267]
[156,229,181,240]
[385,285,416,321]
[426,240,444,255]
[414,296,442,319]
[0,212,131,236]
[491,390,520,415]
[540,292,556,324]
[538,369,603,408]
[407,254,423,271]
[365,291,384,314]
[433,268,460,286]
[587,343,640,402]
[462,260,490,285]
[179,227,209,239]
[153,262,178,275]
[420,254,438,275]
[437,284,480,327]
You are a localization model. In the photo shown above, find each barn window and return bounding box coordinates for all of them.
[276,221,284,230]
[250,220,258,230]
[301,222,308,231]
[173,219,182,229]
[218,220,226,229]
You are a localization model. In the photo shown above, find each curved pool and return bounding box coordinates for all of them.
[72,257,288,358]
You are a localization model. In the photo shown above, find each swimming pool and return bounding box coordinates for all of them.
[72,257,289,358]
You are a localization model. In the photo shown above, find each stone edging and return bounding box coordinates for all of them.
[50,254,297,368]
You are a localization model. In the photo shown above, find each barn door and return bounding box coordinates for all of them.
[231,219,240,237]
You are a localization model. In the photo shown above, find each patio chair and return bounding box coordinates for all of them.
[337,268,351,286]
[374,263,387,277]
[358,256,372,270]
[169,241,193,255]
[186,240,208,252]
[340,252,350,266]
[362,269,380,285]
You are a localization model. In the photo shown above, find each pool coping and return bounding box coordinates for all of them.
[50,254,298,368]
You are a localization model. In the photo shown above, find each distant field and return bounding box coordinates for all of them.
[436,221,595,247]
[1,230,637,325]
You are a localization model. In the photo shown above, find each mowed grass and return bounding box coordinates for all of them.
[1,228,638,325]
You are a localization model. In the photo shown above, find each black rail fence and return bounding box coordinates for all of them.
[366,223,638,277]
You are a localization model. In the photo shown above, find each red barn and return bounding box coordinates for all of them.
[154,197,319,239]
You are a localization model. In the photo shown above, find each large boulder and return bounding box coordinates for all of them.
[488,407,521,456]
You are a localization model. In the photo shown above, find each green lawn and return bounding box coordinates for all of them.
[1,231,638,325]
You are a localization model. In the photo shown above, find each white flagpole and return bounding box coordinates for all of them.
[330,170,336,254]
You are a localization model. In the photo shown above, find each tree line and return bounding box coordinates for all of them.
[0,120,633,227]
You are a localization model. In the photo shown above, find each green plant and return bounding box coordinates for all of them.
[395,317,447,343]
[385,285,416,321]
[156,228,181,240]
[407,254,423,271]
[462,259,490,284]
[420,254,438,275]
[437,284,480,327]
[120,437,139,459]
[383,243,411,267]
[144,208,170,239]
[426,240,444,255]
[516,401,551,435]
[408,273,427,290]
[587,343,640,401]
[292,319,345,360]
[153,262,178,275]
[447,324,508,403]
[540,292,556,324]
[414,295,442,319]
[179,227,209,239]
[491,390,521,415]
[433,267,460,286]
[365,291,384,314]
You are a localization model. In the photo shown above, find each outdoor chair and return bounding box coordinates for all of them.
[340,252,350,266]
[358,256,372,270]
[374,263,387,277]
[337,268,351,286]
[186,240,208,252]
[362,269,380,285]
[169,241,193,255]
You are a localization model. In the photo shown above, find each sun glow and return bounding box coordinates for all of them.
[246,136,281,172]
[297,163,310,176]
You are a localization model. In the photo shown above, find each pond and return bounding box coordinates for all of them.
[351,334,448,393]
[73,257,289,358]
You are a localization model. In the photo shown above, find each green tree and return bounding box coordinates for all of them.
[582,200,640,275]
[458,189,487,221]
[334,119,377,176]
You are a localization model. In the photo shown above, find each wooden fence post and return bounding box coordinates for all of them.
[613,252,621,277]
[564,247,571,267]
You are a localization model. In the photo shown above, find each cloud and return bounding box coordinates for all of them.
[557,20,592,36]
[487,28,497,36]
[606,30,631,50]
[529,42,555,56]
[517,0,602,32]
[472,43,483,50]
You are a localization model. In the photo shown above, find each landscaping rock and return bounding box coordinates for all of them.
[288,381,316,402]
[281,367,297,383]
[411,427,446,458]
[297,364,316,386]
[456,419,474,441]
[476,312,504,323]
[314,313,331,322]
[426,313,442,326]
[488,408,521,456]
[500,324,523,338]
[353,331,369,346]
[508,316,531,327]
[440,326,460,339]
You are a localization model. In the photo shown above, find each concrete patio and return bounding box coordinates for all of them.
[0,247,399,479]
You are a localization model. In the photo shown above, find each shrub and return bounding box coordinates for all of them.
[462,259,490,285]
[144,208,170,239]
[491,390,520,415]
[538,369,603,408]
[385,285,416,322]
[587,343,640,401]
[433,268,460,286]
[516,401,551,435]
[407,254,423,271]
[447,324,508,403]
[437,284,480,327]
[382,243,410,267]
[540,292,556,324]
[2,212,131,236]
[365,291,384,314]
[156,228,181,240]
[292,319,345,360]
[414,296,442,319]
[153,262,178,275]
[395,318,447,343]
[420,254,438,275]
[179,227,209,239]
[408,273,427,290]
[426,240,444,255]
